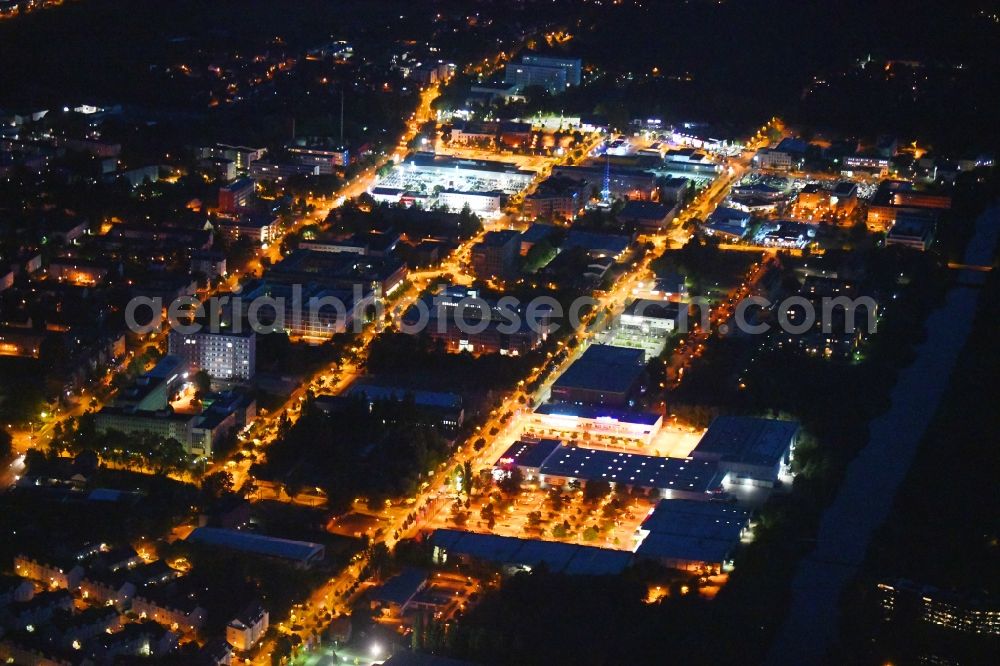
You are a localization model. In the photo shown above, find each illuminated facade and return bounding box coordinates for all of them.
[168,329,256,381]
[527,403,663,445]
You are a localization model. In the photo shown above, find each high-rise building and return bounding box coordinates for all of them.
[168,329,256,381]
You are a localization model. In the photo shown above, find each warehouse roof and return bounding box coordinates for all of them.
[430,530,631,575]
[634,533,736,565]
[639,499,750,540]
[540,447,724,494]
[370,568,428,606]
[622,298,682,321]
[496,439,563,469]
[187,528,324,565]
[534,403,662,426]
[691,416,799,468]
[634,499,751,565]
[552,344,645,395]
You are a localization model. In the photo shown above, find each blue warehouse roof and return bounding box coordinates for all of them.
[187,527,324,564]
[496,439,563,469]
[430,530,632,575]
[691,416,799,467]
[552,344,646,395]
[539,447,724,494]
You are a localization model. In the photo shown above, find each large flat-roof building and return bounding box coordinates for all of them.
[378,152,535,196]
[186,528,325,569]
[866,180,951,231]
[550,164,658,201]
[550,344,646,407]
[471,230,520,280]
[494,439,563,480]
[527,403,663,445]
[431,530,632,576]
[633,499,751,572]
[537,446,725,500]
[691,416,799,488]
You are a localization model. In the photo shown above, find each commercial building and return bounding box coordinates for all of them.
[753,148,798,170]
[168,329,256,382]
[754,220,816,249]
[226,602,269,652]
[537,446,725,500]
[377,153,535,196]
[438,189,505,217]
[617,200,679,233]
[563,230,632,261]
[550,164,658,201]
[471,230,520,280]
[703,206,751,241]
[842,153,891,174]
[369,569,429,617]
[690,416,799,488]
[633,499,751,572]
[550,344,646,407]
[831,181,859,213]
[795,183,830,211]
[494,439,563,481]
[186,528,325,569]
[431,530,633,576]
[618,299,681,337]
[527,403,663,445]
[663,148,720,174]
